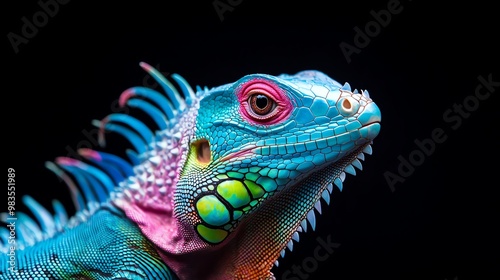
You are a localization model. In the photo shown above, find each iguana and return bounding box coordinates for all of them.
[1,62,381,279]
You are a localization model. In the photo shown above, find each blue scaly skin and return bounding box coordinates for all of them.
[1,64,381,279]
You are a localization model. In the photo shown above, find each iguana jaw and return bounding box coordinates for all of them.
[228,138,378,278]
[225,110,380,278]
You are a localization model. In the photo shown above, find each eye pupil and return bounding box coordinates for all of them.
[255,95,268,109]
[249,93,275,115]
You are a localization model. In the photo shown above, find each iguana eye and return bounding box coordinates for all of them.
[249,92,276,115]
[237,78,293,125]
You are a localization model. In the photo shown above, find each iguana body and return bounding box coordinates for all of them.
[1,63,381,279]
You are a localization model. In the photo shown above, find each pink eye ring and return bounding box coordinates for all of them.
[237,78,292,125]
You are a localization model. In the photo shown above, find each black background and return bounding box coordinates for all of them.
[4,1,498,279]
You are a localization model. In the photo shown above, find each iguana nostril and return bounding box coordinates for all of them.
[343,98,352,110]
[337,96,359,116]
[194,139,211,164]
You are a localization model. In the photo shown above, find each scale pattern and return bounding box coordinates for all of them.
[0,205,175,279]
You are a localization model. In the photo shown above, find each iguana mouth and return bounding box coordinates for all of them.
[219,145,256,162]
[220,122,380,166]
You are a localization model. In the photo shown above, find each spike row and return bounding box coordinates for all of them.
[341,82,370,100]
[1,64,197,252]
[274,143,373,266]
[94,62,197,155]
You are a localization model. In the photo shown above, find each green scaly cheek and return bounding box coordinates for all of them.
[194,176,272,244]
[197,195,230,226]
[196,224,228,244]
[184,138,292,244]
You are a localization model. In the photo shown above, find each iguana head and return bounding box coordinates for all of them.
[117,66,381,279]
